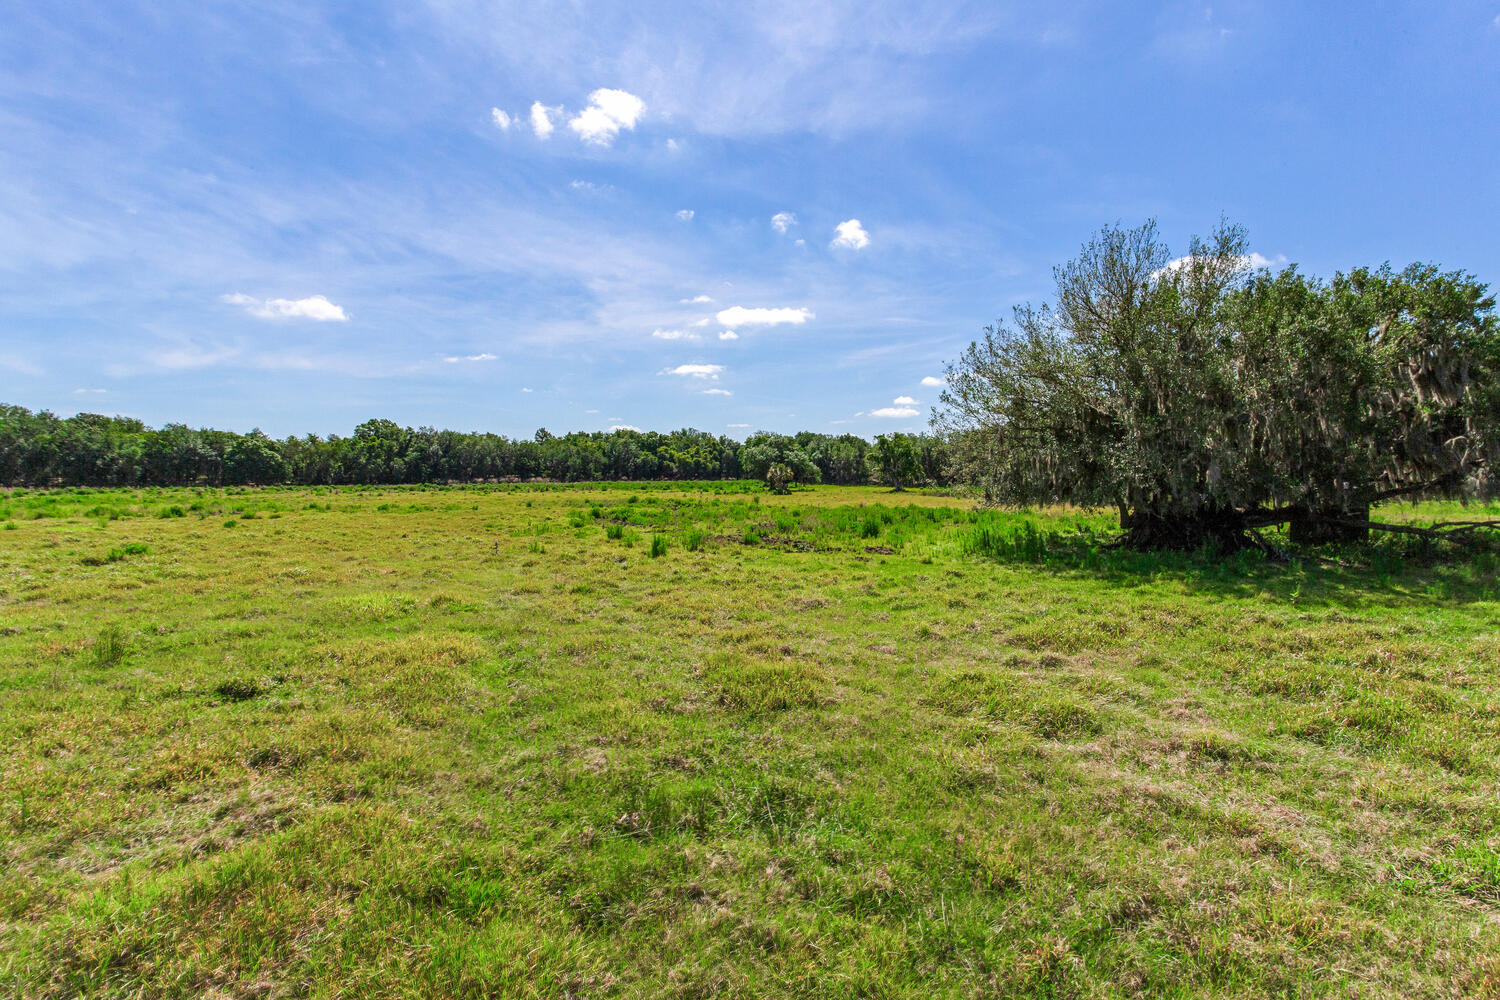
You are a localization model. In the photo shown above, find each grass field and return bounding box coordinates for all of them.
[2,482,1499,998]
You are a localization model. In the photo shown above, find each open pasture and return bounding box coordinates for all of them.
[2,483,1499,998]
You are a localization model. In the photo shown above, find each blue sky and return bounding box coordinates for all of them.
[3,1,1498,439]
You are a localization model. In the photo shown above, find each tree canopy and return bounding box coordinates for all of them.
[936,220,1500,549]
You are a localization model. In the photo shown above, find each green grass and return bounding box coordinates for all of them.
[1,483,1498,997]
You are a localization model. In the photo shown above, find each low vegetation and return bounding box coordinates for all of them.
[3,481,1498,997]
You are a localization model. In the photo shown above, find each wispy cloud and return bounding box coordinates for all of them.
[701,388,732,396]
[443,352,498,362]
[715,306,813,327]
[223,293,348,322]
[771,211,797,233]
[675,209,694,221]
[718,330,739,340]
[651,328,699,341]
[662,363,724,379]
[490,107,512,130]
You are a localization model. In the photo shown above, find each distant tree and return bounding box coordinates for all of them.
[765,462,794,494]
[869,433,922,491]
[937,220,1500,549]
[739,433,821,485]
[224,431,286,485]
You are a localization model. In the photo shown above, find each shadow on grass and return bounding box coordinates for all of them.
[962,515,1500,611]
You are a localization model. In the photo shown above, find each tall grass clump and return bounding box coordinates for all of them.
[649,534,668,558]
[962,520,1049,562]
[685,528,705,551]
[92,625,127,666]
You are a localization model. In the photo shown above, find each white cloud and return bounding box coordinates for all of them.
[715,306,813,327]
[718,330,739,340]
[662,363,724,379]
[701,388,732,396]
[893,395,918,405]
[223,293,348,322]
[522,387,534,392]
[728,423,750,428]
[871,406,918,418]
[651,328,699,341]
[73,387,107,394]
[675,209,694,221]
[609,423,641,432]
[681,294,714,304]
[689,317,711,327]
[443,352,497,363]
[771,211,797,234]
[530,101,555,138]
[666,138,680,152]
[831,218,870,249]
[490,107,512,130]
[920,375,946,387]
[1156,252,1287,277]
[569,88,646,146]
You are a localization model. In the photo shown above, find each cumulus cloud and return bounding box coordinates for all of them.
[443,352,498,363]
[871,406,918,418]
[718,330,739,341]
[569,88,646,145]
[715,306,813,327]
[681,294,714,304]
[609,423,641,432]
[530,101,555,138]
[522,387,534,392]
[651,328,699,341]
[920,375,945,387]
[701,388,732,396]
[675,209,694,221]
[831,219,870,249]
[662,363,724,379]
[771,211,797,234]
[223,293,348,322]
[893,395,918,405]
[490,107,512,130]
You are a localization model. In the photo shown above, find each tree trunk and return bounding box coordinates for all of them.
[1288,503,1370,545]
[1121,508,1251,552]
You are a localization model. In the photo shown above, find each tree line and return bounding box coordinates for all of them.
[0,406,951,489]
